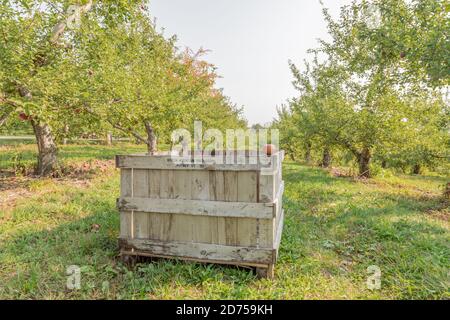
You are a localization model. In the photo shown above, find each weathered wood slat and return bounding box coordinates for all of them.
[119,238,274,264]
[259,174,275,203]
[120,250,269,268]
[208,171,225,201]
[159,169,175,198]
[223,172,239,246]
[148,169,161,198]
[116,154,279,172]
[273,210,285,263]
[258,218,274,248]
[120,169,132,197]
[275,181,285,204]
[208,171,227,245]
[273,181,285,219]
[237,171,257,203]
[237,172,258,245]
[119,212,132,238]
[132,169,149,238]
[133,169,149,198]
[190,171,212,242]
[274,210,284,251]
[117,197,274,219]
[133,211,149,238]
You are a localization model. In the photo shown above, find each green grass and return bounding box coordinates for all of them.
[0,144,448,299]
[0,142,147,171]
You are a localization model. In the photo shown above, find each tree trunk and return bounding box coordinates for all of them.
[321,147,332,168]
[285,145,297,162]
[31,120,58,176]
[412,164,421,175]
[357,147,371,178]
[21,0,93,175]
[62,124,69,145]
[305,141,312,165]
[444,183,450,199]
[0,108,13,127]
[106,132,113,146]
[144,121,157,155]
[290,151,297,162]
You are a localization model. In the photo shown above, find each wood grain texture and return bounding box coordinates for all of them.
[258,173,275,203]
[148,169,161,198]
[120,169,132,197]
[159,169,175,199]
[117,197,274,219]
[119,238,274,264]
[132,169,148,198]
[274,210,284,251]
[119,250,269,268]
[236,171,259,246]
[133,211,149,239]
[273,210,285,263]
[119,211,132,238]
[258,218,275,248]
[208,171,226,245]
[116,154,280,171]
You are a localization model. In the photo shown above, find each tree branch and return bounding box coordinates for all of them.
[0,109,13,127]
[333,135,361,158]
[430,153,450,159]
[0,96,21,126]
[50,0,93,44]
[111,122,148,145]
[80,104,149,145]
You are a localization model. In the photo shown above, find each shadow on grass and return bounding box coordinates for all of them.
[401,174,449,183]
[279,163,449,299]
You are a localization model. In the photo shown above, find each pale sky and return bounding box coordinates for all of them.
[150,0,351,125]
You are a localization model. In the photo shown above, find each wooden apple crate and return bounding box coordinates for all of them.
[115,151,284,278]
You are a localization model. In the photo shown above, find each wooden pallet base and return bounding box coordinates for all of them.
[256,265,274,279]
[119,249,275,279]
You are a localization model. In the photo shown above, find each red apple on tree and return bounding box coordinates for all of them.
[18,112,29,121]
